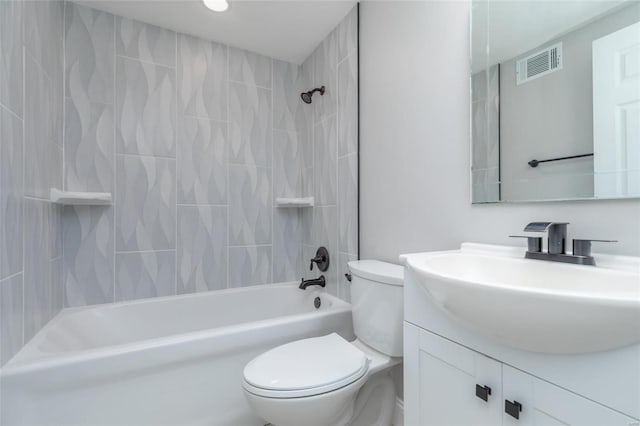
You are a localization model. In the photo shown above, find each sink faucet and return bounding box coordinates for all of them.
[299,275,326,290]
[510,222,616,266]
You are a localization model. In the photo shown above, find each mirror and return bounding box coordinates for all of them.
[471,1,640,203]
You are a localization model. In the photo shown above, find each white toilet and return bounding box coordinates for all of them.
[242,260,404,426]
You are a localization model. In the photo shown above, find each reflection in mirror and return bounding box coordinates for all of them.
[471,1,640,203]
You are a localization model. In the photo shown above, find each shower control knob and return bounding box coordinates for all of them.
[309,247,330,272]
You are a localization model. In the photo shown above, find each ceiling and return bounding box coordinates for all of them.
[72,0,357,64]
[472,0,630,72]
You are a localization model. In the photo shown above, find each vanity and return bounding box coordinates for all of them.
[401,242,640,425]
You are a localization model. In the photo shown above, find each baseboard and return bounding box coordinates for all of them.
[393,396,404,426]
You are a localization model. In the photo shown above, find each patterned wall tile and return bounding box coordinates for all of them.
[229,246,272,287]
[116,17,176,67]
[273,208,302,283]
[23,199,51,342]
[65,98,114,192]
[312,206,338,295]
[177,116,226,204]
[177,206,227,294]
[1,105,23,279]
[337,7,358,62]
[24,0,63,83]
[50,257,63,315]
[229,82,272,167]
[0,273,23,366]
[177,34,227,121]
[338,53,358,157]
[314,115,337,205]
[115,251,176,302]
[338,252,357,302]
[229,164,272,246]
[63,206,114,307]
[50,203,63,260]
[273,60,307,132]
[338,154,358,254]
[65,2,114,105]
[274,130,303,198]
[116,56,176,157]
[312,29,337,121]
[0,0,23,116]
[229,48,272,88]
[116,155,176,251]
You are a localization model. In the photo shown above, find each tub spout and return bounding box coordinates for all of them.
[299,275,326,290]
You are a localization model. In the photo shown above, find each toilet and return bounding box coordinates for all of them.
[242,260,404,426]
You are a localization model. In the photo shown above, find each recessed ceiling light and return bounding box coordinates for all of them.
[203,0,229,12]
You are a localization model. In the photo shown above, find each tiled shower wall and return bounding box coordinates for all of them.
[0,1,357,365]
[301,8,359,302]
[0,0,65,366]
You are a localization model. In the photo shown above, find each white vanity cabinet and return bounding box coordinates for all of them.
[405,323,638,426]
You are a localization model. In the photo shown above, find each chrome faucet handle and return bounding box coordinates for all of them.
[523,222,569,255]
[572,239,617,257]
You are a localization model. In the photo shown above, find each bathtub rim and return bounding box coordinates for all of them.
[2,283,352,376]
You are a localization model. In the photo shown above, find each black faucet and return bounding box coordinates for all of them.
[299,275,326,290]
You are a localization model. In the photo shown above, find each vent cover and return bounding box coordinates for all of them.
[516,42,563,85]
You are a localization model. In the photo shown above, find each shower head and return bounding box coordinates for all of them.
[301,86,325,104]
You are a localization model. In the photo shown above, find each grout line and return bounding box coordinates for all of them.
[115,249,177,255]
[0,100,22,121]
[174,30,178,297]
[226,43,230,290]
[116,53,174,70]
[113,11,117,304]
[116,152,177,161]
[61,0,67,313]
[271,56,274,285]
[177,203,228,207]
[0,272,23,284]
[21,9,26,348]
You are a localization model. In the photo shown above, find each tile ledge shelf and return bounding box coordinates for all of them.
[50,188,112,206]
[275,197,315,208]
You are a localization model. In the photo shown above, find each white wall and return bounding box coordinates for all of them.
[359,0,640,264]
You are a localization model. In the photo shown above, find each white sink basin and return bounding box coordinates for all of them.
[403,243,640,354]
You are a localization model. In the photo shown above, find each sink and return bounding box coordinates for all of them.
[402,243,640,354]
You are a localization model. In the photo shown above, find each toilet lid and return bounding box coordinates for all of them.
[242,333,369,398]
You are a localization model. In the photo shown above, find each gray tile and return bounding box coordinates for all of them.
[312,206,338,295]
[24,0,64,82]
[50,257,63,316]
[0,0,23,116]
[24,54,57,199]
[229,48,272,88]
[177,116,226,204]
[0,105,23,279]
[116,56,176,157]
[116,155,176,251]
[273,208,302,283]
[23,199,51,343]
[63,206,114,307]
[312,29,337,121]
[274,130,303,199]
[337,6,358,62]
[229,164,272,246]
[50,203,63,260]
[338,53,358,157]
[177,34,227,121]
[314,116,337,205]
[115,251,176,302]
[65,2,115,105]
[338,154,358,254]
[177,206,227,294]
[0,274,23,366]
[229,246,272,287]
[229,82,272,167]
[338,252,357,303]
[65,99,114,192]
[116,17,176,67]
[273,60,310,133]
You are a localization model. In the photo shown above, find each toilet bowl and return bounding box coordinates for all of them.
[242,260,404,426]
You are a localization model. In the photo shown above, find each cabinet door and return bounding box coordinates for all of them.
[502,365,638,426]
[404,323,502,426]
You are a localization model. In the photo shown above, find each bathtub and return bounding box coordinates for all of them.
[1,283,354,426]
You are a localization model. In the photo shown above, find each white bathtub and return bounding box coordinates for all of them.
[1,283,354,426]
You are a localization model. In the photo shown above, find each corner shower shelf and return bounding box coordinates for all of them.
[50,188,112,206]
[275,197,315,208]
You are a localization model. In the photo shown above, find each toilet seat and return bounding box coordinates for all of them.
[242,333,370,399]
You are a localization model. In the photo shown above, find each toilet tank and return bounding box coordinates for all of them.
[348,260,404,357]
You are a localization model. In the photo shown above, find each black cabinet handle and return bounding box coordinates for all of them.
[475,384,492,402]
[505,400,522,419]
